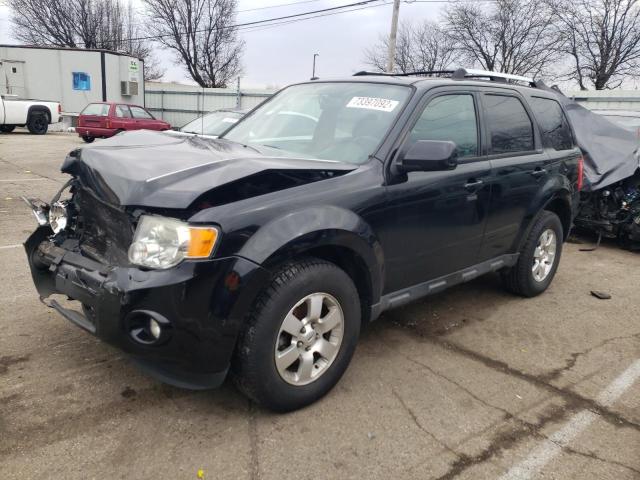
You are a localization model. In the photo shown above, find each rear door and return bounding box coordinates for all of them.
[385,88,492,291]
[477,90,550,261]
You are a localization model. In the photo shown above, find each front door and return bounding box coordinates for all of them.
[129,105,160,130]
[384,90,491,293]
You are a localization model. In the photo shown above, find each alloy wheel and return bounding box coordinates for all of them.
[532,228,557,282]
[274,292,344,386]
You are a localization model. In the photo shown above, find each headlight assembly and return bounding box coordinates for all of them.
[128,215,219,269]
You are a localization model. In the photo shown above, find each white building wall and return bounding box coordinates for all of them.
[0,46,144,114]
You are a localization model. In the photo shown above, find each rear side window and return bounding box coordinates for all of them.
[529,97,573,150]
[484,95,534,154]
[409,94,479,158]
[81,103,110,116]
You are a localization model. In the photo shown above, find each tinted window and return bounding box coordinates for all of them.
[130,106,153,119]
[116,105,132,118]
[81,103,109,116]
[409,94,478,158]
[529,97,573,150]
[484,95,534,154]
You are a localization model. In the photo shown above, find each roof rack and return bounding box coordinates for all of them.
[353,70,456,78]
[353,68,538,87]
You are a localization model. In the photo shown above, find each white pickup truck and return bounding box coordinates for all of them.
[0,94,61,135]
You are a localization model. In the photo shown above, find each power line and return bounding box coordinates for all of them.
[238,1,392,33]
[81,0,388,46]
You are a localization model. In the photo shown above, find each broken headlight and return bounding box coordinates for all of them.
[48,201,69,234]
[128,215,219,269]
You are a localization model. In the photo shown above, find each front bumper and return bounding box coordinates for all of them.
[25,226,269,389]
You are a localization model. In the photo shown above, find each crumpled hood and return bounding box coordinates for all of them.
[62,130,356,209]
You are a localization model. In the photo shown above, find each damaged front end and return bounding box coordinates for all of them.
[575,170,640,249]
[22,178,268,389]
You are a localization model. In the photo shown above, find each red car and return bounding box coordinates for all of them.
[77,102,171,143]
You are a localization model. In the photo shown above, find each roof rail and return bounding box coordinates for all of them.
[452,68,535,86]
[353,70,456,78]
[353,68,537,87]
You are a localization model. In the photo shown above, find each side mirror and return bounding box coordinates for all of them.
[396,140,458,172]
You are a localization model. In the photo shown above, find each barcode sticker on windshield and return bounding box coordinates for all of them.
[222,118,239,123]
[346,97,399,112]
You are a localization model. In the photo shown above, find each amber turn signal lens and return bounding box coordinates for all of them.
[187,228,219,258]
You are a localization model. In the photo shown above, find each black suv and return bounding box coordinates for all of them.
[25,69,583,411]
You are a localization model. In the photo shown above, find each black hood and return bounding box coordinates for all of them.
[62,130,356,209]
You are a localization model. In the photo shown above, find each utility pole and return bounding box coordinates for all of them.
[311,53,319,80]
[386,0,401,73]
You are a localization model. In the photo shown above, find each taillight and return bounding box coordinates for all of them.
[58,104,62,114]
[577,156,584,191]
[106,118,111,129]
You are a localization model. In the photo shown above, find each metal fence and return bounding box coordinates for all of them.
[567,90,640,111]
[144,83,275,128]
[143,84,640,129]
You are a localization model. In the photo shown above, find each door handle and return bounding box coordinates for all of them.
[530,168,547,178]
[464,179,483,190]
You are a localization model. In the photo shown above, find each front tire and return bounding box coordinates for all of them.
[0,125,15,133]
[81,135,95,143]
[232,258,361,412]
[502,211,564,297]
[27,113,48,135]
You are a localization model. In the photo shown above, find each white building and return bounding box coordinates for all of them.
[0,45,145,115]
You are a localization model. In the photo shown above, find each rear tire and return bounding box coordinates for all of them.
[232,258,361,412]
[0,125,15,133]
[81,136,95,143]
[27,112,48,135]
[502,211,563,297]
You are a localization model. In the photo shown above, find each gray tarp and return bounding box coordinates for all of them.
[540,84,640,191]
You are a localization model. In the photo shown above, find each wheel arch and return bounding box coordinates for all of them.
[27,105,52,123]
[237,206,385,323]
[511,177,574,252]
[543,195,572,240]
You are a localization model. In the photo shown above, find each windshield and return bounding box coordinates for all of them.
[181,111,244,136]
[223,82,411,164]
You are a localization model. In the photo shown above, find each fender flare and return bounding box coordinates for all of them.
[237,205,385,303]
[512,174,573,250]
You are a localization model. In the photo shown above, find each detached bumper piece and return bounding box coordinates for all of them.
[24,226,269,389]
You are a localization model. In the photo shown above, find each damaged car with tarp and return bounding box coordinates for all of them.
[541,86,640,249]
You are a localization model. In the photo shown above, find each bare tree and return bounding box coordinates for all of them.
[548,0,640,89]
[364,20,458,73]
[9,0,164,81]
[443,0,560,78]
[142,0,243,88]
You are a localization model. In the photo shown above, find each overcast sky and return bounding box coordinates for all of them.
[0,0,444,89]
